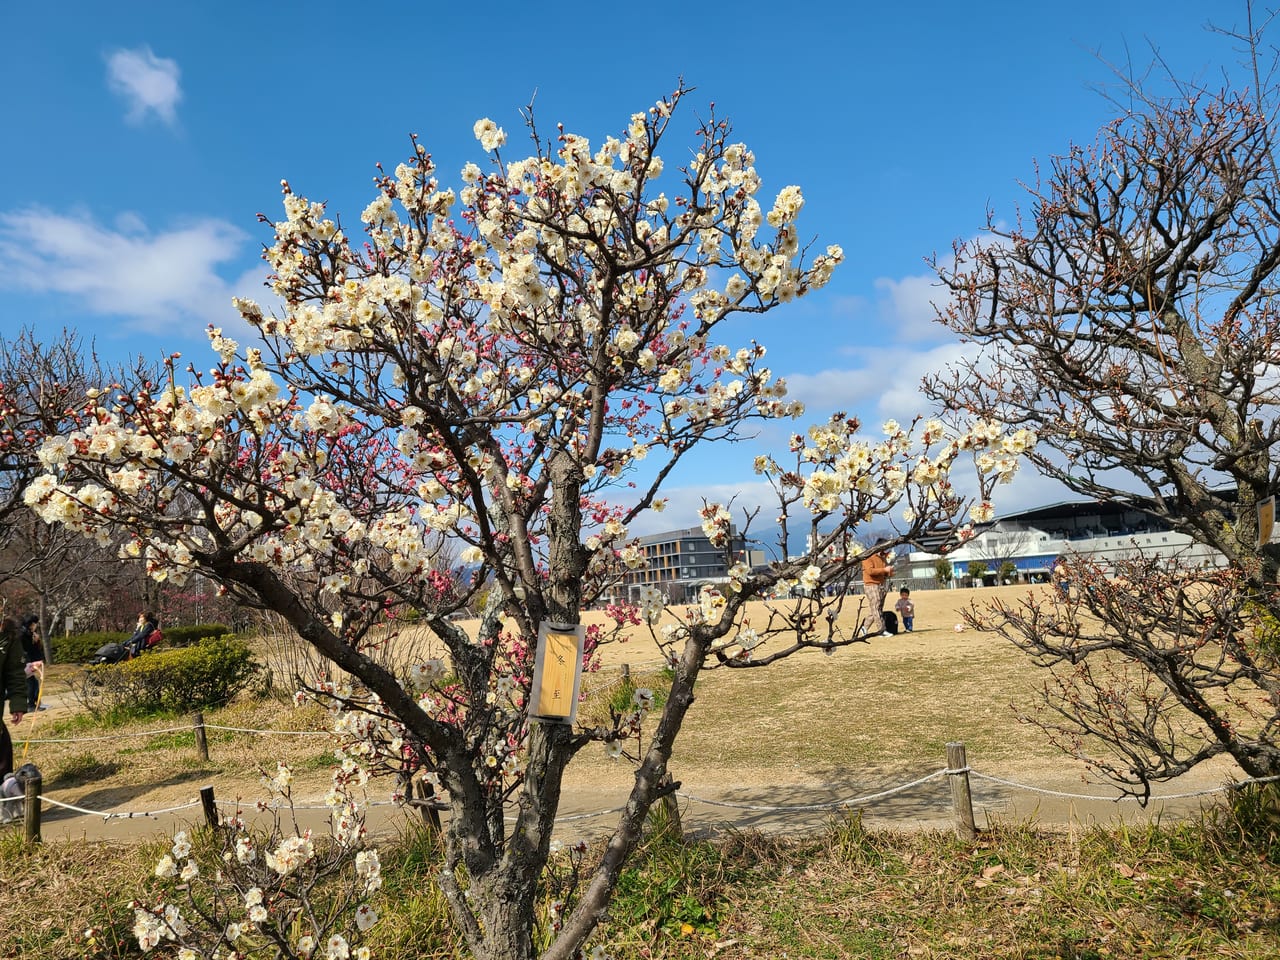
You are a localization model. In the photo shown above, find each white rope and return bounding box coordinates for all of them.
[551,805,629,822]
[21,765,1280,825]
[202,724,331,737]
[23,725,195,744]
[499,805,631,823]
[971,770,1280,802]
[25,723,331,744]
[38,794,203,819]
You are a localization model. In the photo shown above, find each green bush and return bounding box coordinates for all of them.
[52,631,129,664]
[51,623,232,662]
[81,635,260,716]
[162,623,232,647]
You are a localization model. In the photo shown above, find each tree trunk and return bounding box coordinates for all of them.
[476,890,539,960]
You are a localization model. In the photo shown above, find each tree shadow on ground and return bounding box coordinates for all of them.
[672,762,971,837]
[42,768,214,822]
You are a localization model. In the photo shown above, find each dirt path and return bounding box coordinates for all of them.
[22,757,1234,845]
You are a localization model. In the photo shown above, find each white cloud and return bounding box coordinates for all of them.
[784,340,973,423]
[0,207,262,338]
[872,272,947,342]
[627,479,782,545]
[106,46,182,126]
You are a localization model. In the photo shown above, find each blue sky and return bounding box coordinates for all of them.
[0,1,1236,532]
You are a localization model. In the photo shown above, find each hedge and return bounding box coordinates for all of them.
[53,631,128,664]
[163,623,232,648]
[53,622,232,663]
[81,635,259,715]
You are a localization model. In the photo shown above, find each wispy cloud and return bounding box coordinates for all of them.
[105,46,182,126]
[0,207,262,339]
[872,271,948,342]
[783,341,974,423]
[627,478,785,548]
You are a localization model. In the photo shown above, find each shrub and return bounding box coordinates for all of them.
[53,631,129,664]
[80,635,260,716]
[51,623,232,662]
[161,622,232,648]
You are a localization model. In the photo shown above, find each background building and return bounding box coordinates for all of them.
[609,526,762,604]
[904,500,1225,586]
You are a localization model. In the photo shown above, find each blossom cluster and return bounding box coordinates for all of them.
[133,769,381,959]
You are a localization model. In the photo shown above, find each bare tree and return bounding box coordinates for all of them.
[0,328,97,525]
[970,553,1280,801]
[928,9,1280,795]
[964,524,1039,584]
[0,509,122,644]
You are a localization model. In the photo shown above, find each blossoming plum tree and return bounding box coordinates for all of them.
[26,86,1031,960]
[0,327,106,657]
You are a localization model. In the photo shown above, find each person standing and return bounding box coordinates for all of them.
[0,617,29,779]
[895,587,916,633]
[1052,556,1071,598]
[19,615,42,710]
[861,544,895,637]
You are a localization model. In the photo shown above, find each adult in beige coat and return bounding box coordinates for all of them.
[861,546,895,636]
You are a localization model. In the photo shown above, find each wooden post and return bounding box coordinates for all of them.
[24,773,41,845]
[193,710,209,762]
[946,742,977,840]
[200,785,219,829]
[621,663,631,683]
[417,780,442,833]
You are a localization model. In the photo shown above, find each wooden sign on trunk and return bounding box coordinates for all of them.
[529,621,584,724]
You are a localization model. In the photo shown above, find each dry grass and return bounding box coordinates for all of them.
[5,581,1279,959]
[587,810,1280,959]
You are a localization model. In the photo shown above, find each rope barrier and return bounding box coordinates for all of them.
[14,766,1280,826]
[23,723,331,745]
[38,795,202,820]
[203,724,332,737]
[23,726,194,744]
[970,770,1280,802]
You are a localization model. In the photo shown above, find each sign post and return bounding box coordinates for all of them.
[528,621,585,725]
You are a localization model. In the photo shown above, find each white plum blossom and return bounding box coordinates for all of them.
[410,659,448,690]
[799,564,822,593]
[473,118,507,152]
[265,834,315,876]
